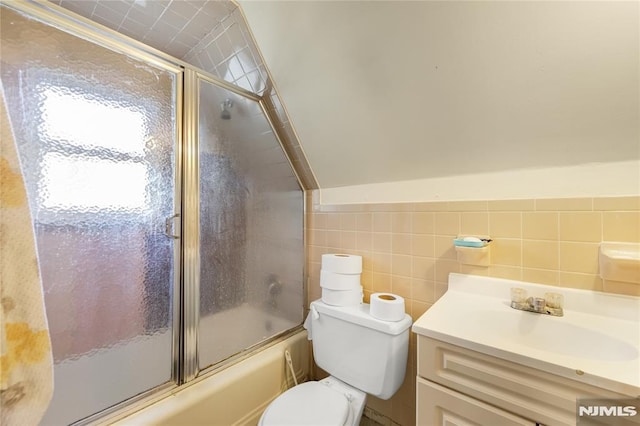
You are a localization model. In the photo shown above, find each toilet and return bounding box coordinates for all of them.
[259,298,412,426]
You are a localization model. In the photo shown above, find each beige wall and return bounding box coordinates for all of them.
[305,192,639,426]
[242,1,639,192]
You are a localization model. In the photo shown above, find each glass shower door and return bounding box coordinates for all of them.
[197,77,304,370]
[1,6,180,424]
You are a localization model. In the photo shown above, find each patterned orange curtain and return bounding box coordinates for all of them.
[0,87,54,425]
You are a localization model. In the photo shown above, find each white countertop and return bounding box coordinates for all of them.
[412,273,640,396]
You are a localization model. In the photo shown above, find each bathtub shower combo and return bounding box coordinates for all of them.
[1,2,305,424]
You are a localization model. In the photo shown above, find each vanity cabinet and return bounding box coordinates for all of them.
[418,378,534,425]
[416,336,631,426]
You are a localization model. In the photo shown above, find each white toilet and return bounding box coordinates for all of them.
[259,298,412,426]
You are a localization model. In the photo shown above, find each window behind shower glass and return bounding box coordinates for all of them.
[1,3,305,424]
[1,7,179,424]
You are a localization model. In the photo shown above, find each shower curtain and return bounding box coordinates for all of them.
[0,88,54,425]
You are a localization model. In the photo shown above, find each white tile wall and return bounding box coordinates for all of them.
[47,0,319,189]
[50,0,236,58]
[182,7,268,94]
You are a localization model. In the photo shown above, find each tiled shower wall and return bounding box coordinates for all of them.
[50,0,237,58]
[182,6,319,190]
[305,192,640,425]
[51,0,318,190]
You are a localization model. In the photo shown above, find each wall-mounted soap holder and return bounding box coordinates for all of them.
[454,236,491,267]
[599,242,640,284]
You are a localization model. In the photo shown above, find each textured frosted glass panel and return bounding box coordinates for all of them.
[198,80,303,369]
[1,7,177,424]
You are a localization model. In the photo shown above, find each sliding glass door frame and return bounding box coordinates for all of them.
[0,2,186,424]
[182,70,274,383]
[3,1,306,423]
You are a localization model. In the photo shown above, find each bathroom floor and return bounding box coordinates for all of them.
[360,415,386,426]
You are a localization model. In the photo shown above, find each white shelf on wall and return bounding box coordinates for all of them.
[599,242,640,284]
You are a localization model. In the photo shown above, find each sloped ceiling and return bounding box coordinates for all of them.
[239,1,639,190]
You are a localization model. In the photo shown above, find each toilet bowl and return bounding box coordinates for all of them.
[258,377,366,426]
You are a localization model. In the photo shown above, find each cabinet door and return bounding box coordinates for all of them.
[417,377,534,426]
[417,336,630,426]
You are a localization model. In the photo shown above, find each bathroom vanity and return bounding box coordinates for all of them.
[412,274,640,426]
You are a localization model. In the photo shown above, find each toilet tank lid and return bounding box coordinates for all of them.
[310,300,412,335]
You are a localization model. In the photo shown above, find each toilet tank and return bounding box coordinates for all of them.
[308,300,412,400]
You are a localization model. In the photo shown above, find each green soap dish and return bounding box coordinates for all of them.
[453,238,489,248]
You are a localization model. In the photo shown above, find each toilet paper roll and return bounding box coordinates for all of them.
[322,286,363,307]
[370,293,406,322]
[321,254,362,274]
[320,269,361,290]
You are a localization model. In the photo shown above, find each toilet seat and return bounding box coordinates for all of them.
[259,381,350,426]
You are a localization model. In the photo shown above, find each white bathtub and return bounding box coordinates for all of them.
[112,329,309,426]
[199,303,302,368]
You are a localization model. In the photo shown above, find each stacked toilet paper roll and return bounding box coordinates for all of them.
[370,293,406,321]
[320,254,363,306]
